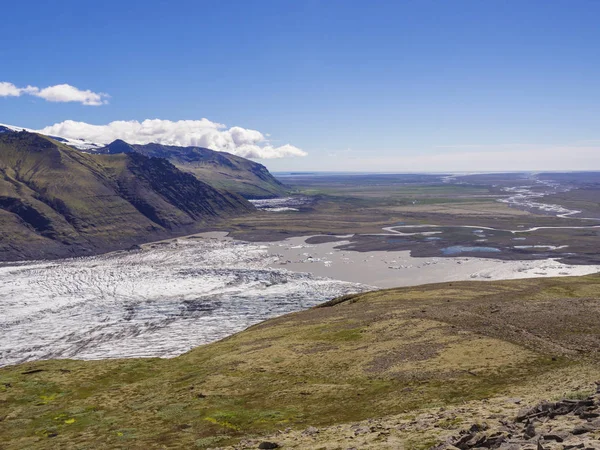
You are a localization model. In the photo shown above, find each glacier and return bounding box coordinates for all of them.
[0,235,367,367]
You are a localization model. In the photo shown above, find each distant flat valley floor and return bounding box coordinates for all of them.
[229,171,600,266]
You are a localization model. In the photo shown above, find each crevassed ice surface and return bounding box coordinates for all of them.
[0,237,368,367]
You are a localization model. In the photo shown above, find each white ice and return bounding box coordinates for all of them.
[0,236,367,367]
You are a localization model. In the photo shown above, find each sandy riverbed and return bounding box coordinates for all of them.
[266,235,600,288]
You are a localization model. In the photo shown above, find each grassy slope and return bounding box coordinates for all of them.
[0,132,253,261]
[97,141,289,199]
[173,159,287,199]
[2,274,600,449]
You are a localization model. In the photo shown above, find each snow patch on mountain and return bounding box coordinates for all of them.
[0,123,102,150]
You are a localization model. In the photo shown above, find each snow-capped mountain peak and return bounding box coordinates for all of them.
[0,123,102,150]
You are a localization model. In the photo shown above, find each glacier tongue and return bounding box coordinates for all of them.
[0,237,368,367]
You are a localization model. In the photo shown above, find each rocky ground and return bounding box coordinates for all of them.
[220,385,600,449]
[438,385,600,449]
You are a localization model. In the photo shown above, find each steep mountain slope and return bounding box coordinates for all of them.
[0,131,253,261]
[1,274,600,448]
[96,140,288,198]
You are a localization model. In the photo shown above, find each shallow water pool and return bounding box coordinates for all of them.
[441,246,501,255]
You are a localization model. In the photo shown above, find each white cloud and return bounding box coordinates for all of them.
[0,81,108,105]
[32,84,109,105]
[0,82,21,96]
[38,119,307,159]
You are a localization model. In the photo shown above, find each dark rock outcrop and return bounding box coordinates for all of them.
[434,385,600,449]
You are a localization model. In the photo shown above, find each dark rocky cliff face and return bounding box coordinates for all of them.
[0,131,254,261]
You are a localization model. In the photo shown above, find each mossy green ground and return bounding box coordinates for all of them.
[2,275,600,448]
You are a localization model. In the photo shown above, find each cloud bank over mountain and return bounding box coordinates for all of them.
[39,119,307,159]
[0,82,109,105]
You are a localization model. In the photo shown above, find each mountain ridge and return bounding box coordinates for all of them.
[0,124,289,199]
[0,130,254,261]
[95,139,288,199]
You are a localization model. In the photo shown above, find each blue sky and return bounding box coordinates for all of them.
[2,1,600,171]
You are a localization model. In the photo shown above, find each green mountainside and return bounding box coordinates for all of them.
[96,140,288,199]
[0,131,254,261]
[1,274,599,448]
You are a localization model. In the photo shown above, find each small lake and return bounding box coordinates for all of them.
[442,246,501,255]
